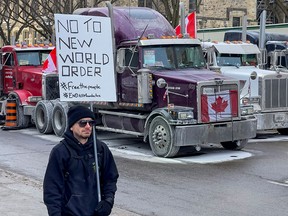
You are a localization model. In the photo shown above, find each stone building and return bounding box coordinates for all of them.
[196,0,258,29]
[111,0,287,28]
[105,0,257,28]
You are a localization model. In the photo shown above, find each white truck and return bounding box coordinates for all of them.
[224,30,288,71]
[202,41,288,134]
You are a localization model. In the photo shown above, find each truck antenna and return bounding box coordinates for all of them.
[128,24,149,74]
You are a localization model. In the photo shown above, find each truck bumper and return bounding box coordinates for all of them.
[174,117,257,146]
[255,112,288,130]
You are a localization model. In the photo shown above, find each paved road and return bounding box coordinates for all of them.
[0,128,141,216]
[0,164,140,216]
[0,128,288,216]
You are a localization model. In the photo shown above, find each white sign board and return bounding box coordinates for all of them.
[54,14,116,102]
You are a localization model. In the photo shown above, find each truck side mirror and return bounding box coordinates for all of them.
[116,48,126,72]
[116,65,126,74]
[209,65,221,73]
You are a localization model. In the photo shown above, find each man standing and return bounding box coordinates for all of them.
[43,105,119,216]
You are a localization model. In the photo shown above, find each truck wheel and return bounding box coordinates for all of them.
[52,101,69,137]
[277,128,288,135]
[148,116,179,158]
[220,139,248,150]
[18,106,30,128]
[34,100,53,134]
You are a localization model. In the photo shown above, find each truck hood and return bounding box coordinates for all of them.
[220,65,279,78]
[152,68,234,83]
[21,66,43,74]
[220,65,288,99]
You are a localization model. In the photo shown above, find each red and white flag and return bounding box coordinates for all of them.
[175,11,197,38]
[201,90,238,122]
[42,47,57,73]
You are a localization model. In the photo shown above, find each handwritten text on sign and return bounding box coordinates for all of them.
[54,14,116,102]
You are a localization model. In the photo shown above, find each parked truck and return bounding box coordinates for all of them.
[202,41,288,134]
[0,43,58,129]
[71,6,257,157]
[224,30,288,71]
[0,6,257,157]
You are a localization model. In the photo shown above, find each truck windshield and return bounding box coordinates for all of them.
[142,45,205,70]
[16,50,51,66]
[217,53,258,67]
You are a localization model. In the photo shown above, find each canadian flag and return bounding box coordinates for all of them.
[42,47,57,73]
[175,11,197,38]
[201,90,238,122]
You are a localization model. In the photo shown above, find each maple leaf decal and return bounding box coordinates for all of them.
[211,96,228,112]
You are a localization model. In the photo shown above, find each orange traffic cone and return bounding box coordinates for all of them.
[5,99,17,127]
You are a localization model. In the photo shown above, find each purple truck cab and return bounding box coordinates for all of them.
[73,6,257,157]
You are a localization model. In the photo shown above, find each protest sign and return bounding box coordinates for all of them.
[54,14,116,102]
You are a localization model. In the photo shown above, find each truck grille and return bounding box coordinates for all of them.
[43,74,59,100]
[199,83,239,123]
[263,77,288,110]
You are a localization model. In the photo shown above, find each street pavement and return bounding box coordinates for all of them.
[0,168,140,216]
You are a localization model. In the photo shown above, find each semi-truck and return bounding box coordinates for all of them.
[202,41,288,134]
[0,6,257,157]
[224,30,288,71]
[0,43,57,129]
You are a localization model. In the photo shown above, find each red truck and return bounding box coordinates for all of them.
[0,6,257,158]
[0,43,57,128]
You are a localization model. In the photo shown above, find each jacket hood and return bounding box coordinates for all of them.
[63,129,94,152]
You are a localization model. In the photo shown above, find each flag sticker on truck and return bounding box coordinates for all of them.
[201,90,238,122]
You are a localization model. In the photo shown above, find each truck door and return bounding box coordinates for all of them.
[2,52,16,94]
[117,48,139,103]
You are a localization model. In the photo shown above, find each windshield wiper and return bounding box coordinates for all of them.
[148,65,174,70]
[221,63,240,68]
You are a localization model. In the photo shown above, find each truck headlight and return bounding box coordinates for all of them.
[170,109,194,120]
[178,111,194,120]
[240,105,254,115]
[241,97,260,105]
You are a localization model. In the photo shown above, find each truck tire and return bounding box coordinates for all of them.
[220,139,248,150]
[148,116,180,158]
[34,100,53,134]
[52,101,69,137]
[277,128,288,135]
[18,106,30,128]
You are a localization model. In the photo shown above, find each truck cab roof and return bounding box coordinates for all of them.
[73,7,176,46]
[1,45,54,52]
[202,42,260,54]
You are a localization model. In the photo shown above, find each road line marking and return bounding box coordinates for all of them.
[267,180,288,187]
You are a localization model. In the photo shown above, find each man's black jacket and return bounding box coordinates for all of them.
[43,130,119,216]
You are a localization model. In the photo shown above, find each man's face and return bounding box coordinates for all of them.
[70,117,94,144]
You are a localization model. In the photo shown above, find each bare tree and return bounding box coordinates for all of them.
[0,0,32,45]
[151,0,203,28]
[1,0,120,45]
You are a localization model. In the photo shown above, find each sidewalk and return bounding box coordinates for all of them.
[0,168,139,216]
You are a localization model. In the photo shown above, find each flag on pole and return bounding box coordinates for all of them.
[42,47,57,73]
[201,90,238,122]
[175,11,197,38]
